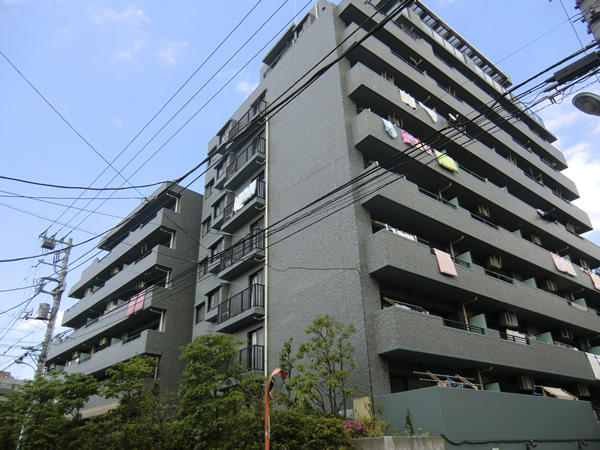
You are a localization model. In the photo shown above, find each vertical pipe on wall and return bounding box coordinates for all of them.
[264,118,269,377]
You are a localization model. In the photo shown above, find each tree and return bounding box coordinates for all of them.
[290,315,357,417]
[0,372,98,449]
[176,332,264,449]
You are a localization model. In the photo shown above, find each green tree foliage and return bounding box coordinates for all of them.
[0,372,98,449]
[270,409,353,449]
[290,315,357,417]
[176,332,264,449]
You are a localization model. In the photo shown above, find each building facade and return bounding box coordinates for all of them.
[196,0,600,446]
[46,183,202,394]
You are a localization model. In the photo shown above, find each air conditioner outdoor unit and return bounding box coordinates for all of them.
[559,327,574,340]
[106,300,117,311]
[48,362,56,371]
[71,351,80,359]
[530,234,542,246]
[572,383,590,398]
[566,221,576,233]
[111,266,121,276]
[476,204,491,218]
[579,259,590,271]
[136,280,147,291]
[84,287,93,296]
[500,311,518,328]
[485,254,502,270]
[99,337,110,347]
[542,279,558,292]
[517,375,534,392]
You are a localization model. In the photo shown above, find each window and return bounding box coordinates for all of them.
[207,289,220,310]
[205,180,214,198]
[195,304,205,324]
[198,258,208,279]
[216,162,224,179]
[202,217,211,236]
[214,200,222,218]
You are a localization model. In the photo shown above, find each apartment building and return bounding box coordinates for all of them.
[196,0,600,446]
[45,183,202,397]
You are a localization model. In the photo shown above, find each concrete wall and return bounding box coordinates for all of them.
[376,387,600,450]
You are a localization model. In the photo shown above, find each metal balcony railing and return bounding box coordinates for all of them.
[212,229,265,272]
[225,137,265,182]
[218,284,265,324]
[443,318,484,335]
[223,180,266,223]
[228,100,267,141]
[239,345,264,372]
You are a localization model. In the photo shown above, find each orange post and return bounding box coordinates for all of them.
[264,380,270,450]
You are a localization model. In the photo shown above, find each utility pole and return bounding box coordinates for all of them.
[35,235,72,377]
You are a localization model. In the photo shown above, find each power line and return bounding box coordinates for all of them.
[0,174,165,191]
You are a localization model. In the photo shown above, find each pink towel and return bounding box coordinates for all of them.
[589,271,600,290]
[434,248,458,277]
[551,253,567,273]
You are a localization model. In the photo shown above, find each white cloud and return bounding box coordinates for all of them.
[91,4,149,31]
[156,41,189,66]
[235,79,259,96]
[112,117,123,127]
[115,50,133,61]
[541,109,580,133]
[563,142,600,232]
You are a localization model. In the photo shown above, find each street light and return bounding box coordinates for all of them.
[572,92,600,116]
[14,355,36,372]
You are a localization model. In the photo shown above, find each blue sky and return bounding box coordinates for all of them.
[1,0,599,378]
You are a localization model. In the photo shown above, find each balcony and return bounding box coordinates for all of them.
[216,230,265,281]
[221,180,265,233]
[373,305,596,381]
[69,208,178,298]
[48,286,167,361]
[216,284,265,332]
[365,229,600,334]
[239,345,264,372]
[58,329,164,377]
[224,136,266,191]
[228,99,267,141]
[351,108,592,231]
[63,245,176,327]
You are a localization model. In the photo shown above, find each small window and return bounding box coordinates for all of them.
[195,304,205,324]
[205,180,214,198]
[207,289,220,310]
[216,162,224,179]
[209,243,219,260]
[202,218,211,236]
[214,200,222,218]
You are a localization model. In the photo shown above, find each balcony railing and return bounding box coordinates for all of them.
[223,180,266,223]
[418,187,457,209]
[218,284,265,324]
[228,100,267,141]
[239,345,264,372]
[213,229,265,273]
[225,137,266,182]
[443,319,484,335]
[500,331,530,345]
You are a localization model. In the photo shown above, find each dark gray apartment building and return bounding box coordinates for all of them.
[196,0,600,446]
[45,183,202,403]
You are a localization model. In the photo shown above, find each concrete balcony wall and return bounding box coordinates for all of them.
[351,107,593,231]
[376,387,600,446]
[373,306,595,381]
[345,58,580,203]
[48,286,167,360]
[60,329,165,376]
[69,208,178,297]
[63,245,177,327]
[365,230,600,334]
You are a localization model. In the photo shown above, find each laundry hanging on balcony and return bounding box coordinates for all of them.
[401,129,419,146]
[434,150,459,173]
[433,248,458,276]
[382,118,398,138]
[418,101,438,123]
[398,89,417,109]
[385,224,417,241]
[234,179,258,212]
[127,289,146,316]
[586,352,600,380]
[586,270,600,290]
[551,252,577,277]
[536,209,558,222]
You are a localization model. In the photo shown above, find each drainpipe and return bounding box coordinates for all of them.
[264,118,269,377]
